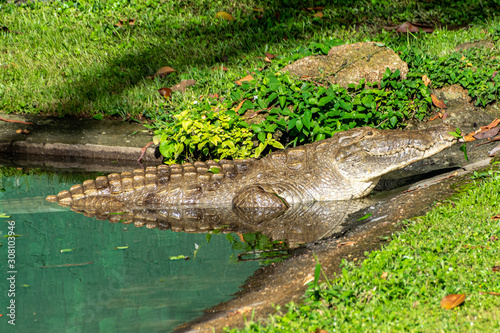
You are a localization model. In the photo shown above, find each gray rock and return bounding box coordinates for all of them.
[281,42,408,88]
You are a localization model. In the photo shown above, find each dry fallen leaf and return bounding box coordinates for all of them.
[428,112,443,121]
[473,126,500,140]
[381,272,388,279]
[384,22,434,33]
[211,66,229,71]
[422,74,431,87]
[158,87,172,99]
[234,99,247,113]
[493,266,500,272]
[431,94,447,109]
[170,79,196,93]
[115,19,135,27]
[235,74,254,86]
[313,11,324,18]
[464,118,500,142]
[480,291,500,296]
[265,52,277,60]
[215,11,234,21]
[155,66,176,77]
[440,294,465,309]
[337,241,356,248]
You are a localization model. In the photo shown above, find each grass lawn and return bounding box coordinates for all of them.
[0,0,496,119]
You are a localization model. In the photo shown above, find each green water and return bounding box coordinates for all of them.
[0,170,261,332]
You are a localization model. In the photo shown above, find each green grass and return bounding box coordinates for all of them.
[226,170,500,332]
[0,0,497,119]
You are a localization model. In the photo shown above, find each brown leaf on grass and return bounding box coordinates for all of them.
[431,94,447,109]
[211,66,229,71]
[158,87,172,99]
[480,291,500,296]
[492,266,500,272]
[235,74,254,86]
[115,19,135,27]
[384,22,434,33]
[422,74,431,86]
[215,11,234,21]
[440,294,465,309]
[265,52,277,60]
[155,66,176,77]
[313,11,324,18]
[170,79,196,93]
[16,129,29,134]
[381,272,388,280]
[264,52,277,63]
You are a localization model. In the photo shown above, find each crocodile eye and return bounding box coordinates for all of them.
[367,131,373,136]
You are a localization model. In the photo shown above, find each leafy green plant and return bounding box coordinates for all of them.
[401,46,500,106]
[153,108,254,163]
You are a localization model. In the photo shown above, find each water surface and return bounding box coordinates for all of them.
[0,169,261,332]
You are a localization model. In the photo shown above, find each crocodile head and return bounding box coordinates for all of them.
[334,124,457,182]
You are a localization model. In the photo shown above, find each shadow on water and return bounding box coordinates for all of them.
[0,166,379,332]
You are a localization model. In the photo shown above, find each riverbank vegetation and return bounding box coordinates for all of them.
[2,0,500,161]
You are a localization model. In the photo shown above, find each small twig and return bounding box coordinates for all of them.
[0,117,33,125]
[40,261,94,268]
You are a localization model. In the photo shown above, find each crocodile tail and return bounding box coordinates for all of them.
[45,165,173,206]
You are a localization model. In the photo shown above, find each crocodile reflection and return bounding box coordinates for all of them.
[70,199,375,247]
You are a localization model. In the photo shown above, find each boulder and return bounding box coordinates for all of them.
[281,42,408,87]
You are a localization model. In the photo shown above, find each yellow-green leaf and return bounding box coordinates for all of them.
[215,11,234,21]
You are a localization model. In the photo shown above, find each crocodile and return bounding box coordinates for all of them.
[46,124,457,211]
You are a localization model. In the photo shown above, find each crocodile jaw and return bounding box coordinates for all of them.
[336,124,457,183]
